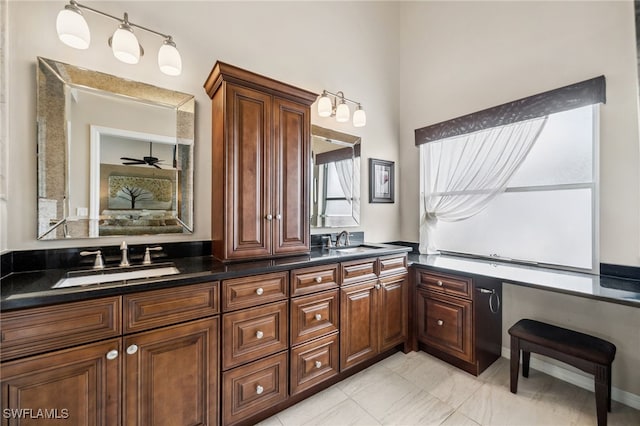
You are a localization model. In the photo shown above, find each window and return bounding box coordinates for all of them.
[421,105,598,271]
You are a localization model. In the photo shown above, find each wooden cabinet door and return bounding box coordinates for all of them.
[272,96,310,255]
[378,273,408,352]
[416,288,473,363]
[124,317,219,426]
[1,339,121,426]
[225,83,272,260]
[340,280,378,371]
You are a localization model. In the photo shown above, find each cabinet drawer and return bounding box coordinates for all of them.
[417,290,473,363]
[290,289,339,346]
[417,270,472,299]
[340,258,377,286]
[1,296,121,361]
[124,282,219,333]
[222,351,288,426]
[222,301,288,370]
[290,333,339,395]
[378,254,408,277]
[290,263,338,296]
[222,271,288,312]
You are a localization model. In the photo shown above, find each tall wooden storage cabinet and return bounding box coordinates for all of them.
[204,62,317,262]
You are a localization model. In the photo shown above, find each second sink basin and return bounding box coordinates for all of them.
[330,244,381,254]
[53,263,180,289]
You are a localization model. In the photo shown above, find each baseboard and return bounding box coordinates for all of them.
[501,346,640,410]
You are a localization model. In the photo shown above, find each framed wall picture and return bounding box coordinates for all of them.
[369,158,394,203]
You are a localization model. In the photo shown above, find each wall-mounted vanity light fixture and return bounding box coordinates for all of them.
[317,90,366,127]
[56,0,182,76]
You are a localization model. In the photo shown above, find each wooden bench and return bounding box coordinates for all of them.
[508,319,616,426]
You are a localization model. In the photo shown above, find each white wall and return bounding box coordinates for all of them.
[398,0,640,399]
[5,1,401,251]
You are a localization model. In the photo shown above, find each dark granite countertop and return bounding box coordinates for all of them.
[1,244,411,311]
[409,253,640,308]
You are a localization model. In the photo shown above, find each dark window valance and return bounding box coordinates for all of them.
[414,75,605,146]
[315,144,360,165]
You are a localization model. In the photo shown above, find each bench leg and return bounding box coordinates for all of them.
[595,364,609,426]
[607,365,612,412]
[510,335,520,394]
[522,351,530,378]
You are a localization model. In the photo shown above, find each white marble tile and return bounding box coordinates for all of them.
[276,386,349,426]
[337,363,396,397]
[427,367,484,409]
[439,411,480,426]
[254,414,284,426]
[350,370,421,420]
[303,398,382,426]
[377,389,455,426]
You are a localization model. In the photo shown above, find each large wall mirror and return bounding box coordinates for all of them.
[311,125,361,228]
[37,57,195,240]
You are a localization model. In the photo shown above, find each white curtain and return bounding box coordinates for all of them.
[334,158,360,221]
[419,116,548,254]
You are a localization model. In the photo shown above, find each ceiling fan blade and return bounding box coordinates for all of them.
[122,161,145,165]
[121,157,144,162]
[152,163,162,169]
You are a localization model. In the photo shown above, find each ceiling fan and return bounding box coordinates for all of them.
[121,142,167,169]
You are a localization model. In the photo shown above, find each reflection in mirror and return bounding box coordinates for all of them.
[311,125,361,228]
[36,57,194,239]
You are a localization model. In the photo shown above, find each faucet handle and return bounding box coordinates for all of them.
[321,235,333,249]
[142,246,163,265]
[80,250,104,269]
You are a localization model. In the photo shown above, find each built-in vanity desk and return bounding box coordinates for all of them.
[0,243,410,426]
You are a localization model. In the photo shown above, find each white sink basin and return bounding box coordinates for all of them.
[330,244,381,254]
[53,264,180,289]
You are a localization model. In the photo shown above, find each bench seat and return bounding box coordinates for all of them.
[508,319,616,426]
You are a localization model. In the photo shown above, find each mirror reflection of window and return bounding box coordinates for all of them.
[310,125,361,228]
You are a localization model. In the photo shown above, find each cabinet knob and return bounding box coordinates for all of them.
[126,344,138,355]
[256,287,264,296]
[437,280,443,287]
[266,214,273,220]
[437,319,444,326]
[315,361,322,369]
[375,282,381,290]
[314,313,322,321]
[256,330,264,339]
[106,349,119,360]
[276,214,282,220]
[315,276,322,283]
[256,385,264,395]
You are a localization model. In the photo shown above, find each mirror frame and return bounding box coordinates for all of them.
[311,125,361,228]
[36,57,195,239]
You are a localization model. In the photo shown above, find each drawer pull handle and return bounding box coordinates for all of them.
[314,313,322,321]
[256,385,264,395]
[315,361,322,369]
[315,276,322,283]
[126,344,138,355]
[106,349,119,360]
[256,330,264,339]
[437,319,444,326]
[256,287,264,296]
[436,280,443,287]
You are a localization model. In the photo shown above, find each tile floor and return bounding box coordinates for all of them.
[258,351,640,426]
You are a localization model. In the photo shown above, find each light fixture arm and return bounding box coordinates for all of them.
[69,0,174,40]
[322,89,361,107]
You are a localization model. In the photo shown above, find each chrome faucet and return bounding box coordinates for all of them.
[142,246,163,265]
[335,230,351,247]
[80,250,104,269]
[119,241,130,267]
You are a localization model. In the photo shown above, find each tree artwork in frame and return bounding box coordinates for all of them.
[369,158,394,203]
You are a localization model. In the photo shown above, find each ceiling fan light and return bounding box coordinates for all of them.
[111,23,140,64]
[56,4,91,49]
[158,39,182,76]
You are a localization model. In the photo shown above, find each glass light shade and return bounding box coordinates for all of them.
[318,95,332,117]
[353,107,366,127]
[158,41,182,76]
[111,25,140,64]
[335,102,350,122]
[56,6,90,49]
